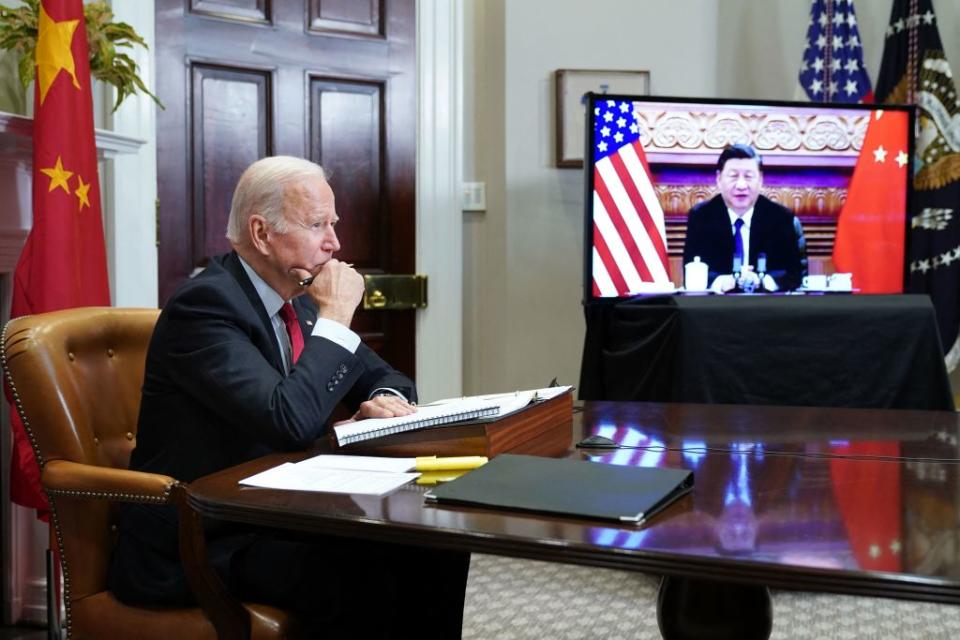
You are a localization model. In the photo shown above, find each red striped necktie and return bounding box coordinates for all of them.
[279,302,304,364]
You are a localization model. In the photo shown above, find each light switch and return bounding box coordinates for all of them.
[462,182,486,212]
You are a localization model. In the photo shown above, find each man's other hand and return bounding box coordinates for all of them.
[737,266,760,291]
[711,274,737,293]
[353,395,417,420]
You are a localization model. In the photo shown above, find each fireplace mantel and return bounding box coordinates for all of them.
[0,110,146,157]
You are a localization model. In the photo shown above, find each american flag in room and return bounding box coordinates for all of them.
[591,99,671,297]
[798,0,873,103]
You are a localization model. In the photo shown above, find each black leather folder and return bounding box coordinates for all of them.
[424,454,693,524]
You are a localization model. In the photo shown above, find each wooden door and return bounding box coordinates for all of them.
[155,0,416,375]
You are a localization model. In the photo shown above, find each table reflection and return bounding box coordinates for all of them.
[581,421,927,575]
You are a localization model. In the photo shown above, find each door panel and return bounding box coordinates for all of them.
[309,79,382,268]
[191,64,272,263]
[309,0,382,36]
[190,0,270,23]
[156,0,416,376]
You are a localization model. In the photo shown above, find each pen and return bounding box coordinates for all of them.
[298,263,354,287]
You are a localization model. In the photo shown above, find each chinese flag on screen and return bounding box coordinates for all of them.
[7,0,111,518]
[832,110,910,293]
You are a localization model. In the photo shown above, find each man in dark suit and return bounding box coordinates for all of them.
[109,156,469,637]
[682,144,808,292]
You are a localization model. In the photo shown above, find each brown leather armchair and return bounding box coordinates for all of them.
[2,307,299,639]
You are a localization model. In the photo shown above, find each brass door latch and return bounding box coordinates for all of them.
[362,274,427,310]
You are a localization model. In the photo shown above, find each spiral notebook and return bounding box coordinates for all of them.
[333,397,501,446]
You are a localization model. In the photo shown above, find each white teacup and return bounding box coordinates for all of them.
[802,274,827,290]
[828,272,853,291]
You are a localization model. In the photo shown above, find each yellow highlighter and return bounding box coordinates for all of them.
[415,455,488,472]
[416,470,469,485]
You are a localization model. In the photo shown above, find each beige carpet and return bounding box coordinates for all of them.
[462,554,960,639]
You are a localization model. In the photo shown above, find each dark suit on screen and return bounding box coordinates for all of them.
[682,194,808,291]
[108,251,467,635]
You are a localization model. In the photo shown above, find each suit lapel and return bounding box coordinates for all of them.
[220,251,286,373]
[749,197,770,265]
[711,198,736,260]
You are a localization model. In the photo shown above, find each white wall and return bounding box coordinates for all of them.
[462,0,960,395]
[464,0,720,393]
[416,0,464,402]
[106,0,158,308]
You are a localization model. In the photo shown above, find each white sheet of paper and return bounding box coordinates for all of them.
[239,462,418,496]
[295,454,415,473]
[423,385,572,412]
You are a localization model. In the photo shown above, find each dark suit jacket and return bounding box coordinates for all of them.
[682,194,808,291]
[109,251,416,605]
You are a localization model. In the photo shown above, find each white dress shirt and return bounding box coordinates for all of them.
[237,257,360,375]
[236,257,406,399]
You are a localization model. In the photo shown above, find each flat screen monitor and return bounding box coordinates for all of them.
[583,95,914,300]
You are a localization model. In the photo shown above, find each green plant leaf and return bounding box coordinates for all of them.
[0,0,163,110]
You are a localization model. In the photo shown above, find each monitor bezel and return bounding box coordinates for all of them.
[581,93,917,303]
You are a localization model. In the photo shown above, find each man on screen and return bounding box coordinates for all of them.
[108,156,469,637]
[682,144,808,292]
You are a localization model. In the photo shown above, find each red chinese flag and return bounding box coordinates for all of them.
[832,110,910,293]
[7,0,111,517]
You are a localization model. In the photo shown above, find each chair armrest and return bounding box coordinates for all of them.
[42,459,179,504]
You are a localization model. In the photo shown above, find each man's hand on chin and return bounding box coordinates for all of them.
[293,260,365,326]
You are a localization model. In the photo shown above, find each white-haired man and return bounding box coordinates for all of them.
[109,156,469,637]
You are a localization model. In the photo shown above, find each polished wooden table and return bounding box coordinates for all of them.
[185,402,960,639]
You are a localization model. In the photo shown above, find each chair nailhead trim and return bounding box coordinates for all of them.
[2,318,180,638]
[46,487,175,503]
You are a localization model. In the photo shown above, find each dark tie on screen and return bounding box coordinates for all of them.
[279,302,304,364]
[733,218,745,271]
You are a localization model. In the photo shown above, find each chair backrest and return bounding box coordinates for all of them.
[3,307,160,599]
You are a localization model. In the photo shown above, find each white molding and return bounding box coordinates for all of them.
[105,0,158,308]
[90,128,147,158]
[0,111,146,158]
[415,0,464,401]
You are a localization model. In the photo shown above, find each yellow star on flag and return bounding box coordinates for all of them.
[35,3,81,105]
[74,175,91,210]
[40,156,73,194]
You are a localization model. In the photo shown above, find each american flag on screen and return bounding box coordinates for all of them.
[591,99,670,297]
[798,0,872,103]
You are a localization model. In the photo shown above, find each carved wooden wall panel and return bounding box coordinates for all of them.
[638,108,868,159]
[660,186,842,258]
[657,185,848,218]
